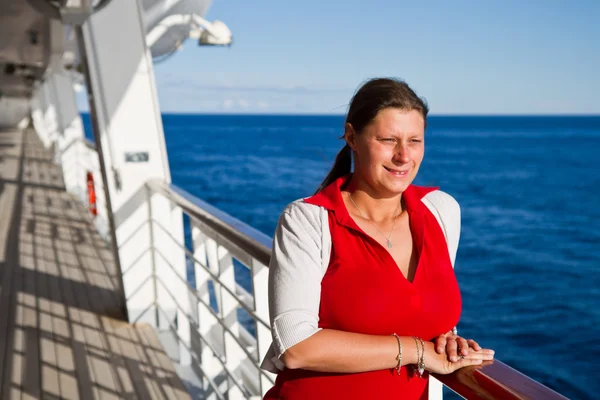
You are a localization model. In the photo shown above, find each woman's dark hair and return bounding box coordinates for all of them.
[315,77,429,194]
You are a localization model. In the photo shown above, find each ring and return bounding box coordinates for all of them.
[459,354,465,359]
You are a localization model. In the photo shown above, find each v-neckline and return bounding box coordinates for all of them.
[341,193,425,286]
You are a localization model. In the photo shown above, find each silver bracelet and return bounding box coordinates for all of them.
[391,333,403,375]
[411,336,421,377]
[417,337,425,377]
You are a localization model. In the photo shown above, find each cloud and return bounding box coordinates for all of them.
[157,78,349,95]
[150,71,354,113]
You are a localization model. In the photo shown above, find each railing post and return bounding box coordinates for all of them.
[171,202,191,366]
[145,184,159,329]
[428,378,443,400]
[252,258,274,396]
[196,232,226,398]
[215,245,245,399]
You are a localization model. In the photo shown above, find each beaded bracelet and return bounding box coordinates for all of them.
[412,336,426,378]
[411,336,420,376]
[391,333,402,375]
[417,337,426,377]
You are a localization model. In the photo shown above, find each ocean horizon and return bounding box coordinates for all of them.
[155,112,600,118]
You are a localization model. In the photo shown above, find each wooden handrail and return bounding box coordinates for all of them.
[433,360,569,399]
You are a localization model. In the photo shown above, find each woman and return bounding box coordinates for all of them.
[260,78,494,399]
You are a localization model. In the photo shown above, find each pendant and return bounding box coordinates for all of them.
[386,240,392,249]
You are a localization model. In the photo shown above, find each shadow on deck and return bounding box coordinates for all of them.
[0,128,191,399]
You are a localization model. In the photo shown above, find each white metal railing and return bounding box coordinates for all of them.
[141,181,444,399]
[143,179,275,399]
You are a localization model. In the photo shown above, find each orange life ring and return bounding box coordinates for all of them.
[86,171,97,216]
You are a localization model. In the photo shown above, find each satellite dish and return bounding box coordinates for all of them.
[149,25,190,59]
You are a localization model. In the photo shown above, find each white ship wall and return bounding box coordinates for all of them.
[80,0,191,364]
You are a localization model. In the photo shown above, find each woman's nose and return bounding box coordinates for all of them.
[393,144,410,163]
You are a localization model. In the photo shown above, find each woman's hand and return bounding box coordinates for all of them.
[433,331,494,362]
[423,341,494,375]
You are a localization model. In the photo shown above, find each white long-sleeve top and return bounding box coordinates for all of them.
[260,190,461,373]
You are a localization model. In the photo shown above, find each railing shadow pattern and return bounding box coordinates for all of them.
[0,129,191,399]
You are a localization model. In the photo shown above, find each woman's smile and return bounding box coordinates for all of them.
[384,166,410,178]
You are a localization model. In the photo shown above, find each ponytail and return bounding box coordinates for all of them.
[314,144,352,194]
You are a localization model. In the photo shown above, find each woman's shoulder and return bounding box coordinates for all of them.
[282,197,326,213]
[422,189,460,213]
[274,199,330,264]
[278,198,327,232]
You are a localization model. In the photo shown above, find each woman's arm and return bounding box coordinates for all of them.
[283,329,491,374]
[281,329,418,372]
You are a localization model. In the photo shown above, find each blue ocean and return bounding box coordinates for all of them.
[83,114,600,400]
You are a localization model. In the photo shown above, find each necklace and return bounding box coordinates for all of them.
[349,193,401,249]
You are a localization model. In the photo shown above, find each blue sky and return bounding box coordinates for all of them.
[81,0,600,115]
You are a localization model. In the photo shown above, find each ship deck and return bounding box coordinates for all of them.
[0,127,190,399]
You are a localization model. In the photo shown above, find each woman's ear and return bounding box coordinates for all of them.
[344,123,357,151]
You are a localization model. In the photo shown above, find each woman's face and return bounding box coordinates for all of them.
[346,108,425,197]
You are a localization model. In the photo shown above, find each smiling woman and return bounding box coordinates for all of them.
[259,78,494,400]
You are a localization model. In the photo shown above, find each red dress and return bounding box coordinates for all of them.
[265,175,462,399]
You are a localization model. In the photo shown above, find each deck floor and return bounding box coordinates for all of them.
[0,128,190,399]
